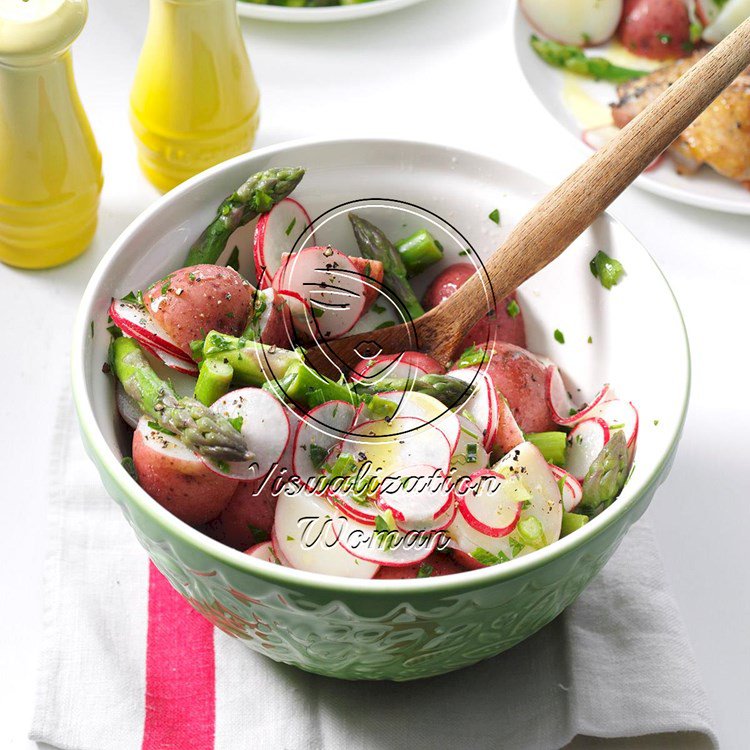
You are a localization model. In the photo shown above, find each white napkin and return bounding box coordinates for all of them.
[31,392,718,750]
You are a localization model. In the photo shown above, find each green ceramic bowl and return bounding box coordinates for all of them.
[72,138,690,681]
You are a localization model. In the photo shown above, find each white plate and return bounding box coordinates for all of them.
[512,4,750,215]
[237,0,430,23]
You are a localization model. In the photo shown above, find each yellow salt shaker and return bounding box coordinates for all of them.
[130,0,261,193]
[0,0,102,269]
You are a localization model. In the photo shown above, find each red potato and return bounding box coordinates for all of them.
[205,479,277,551]
[374,552,468,579]
[618,0,694,60]
[422,263,526,350]
[348,255,385,313]
[132,417,238,526]
[483,342,557,433]
[143,264,253,354]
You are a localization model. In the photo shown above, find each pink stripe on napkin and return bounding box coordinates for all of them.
[142,563,216,750]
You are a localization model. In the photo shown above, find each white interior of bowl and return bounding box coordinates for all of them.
[73,138,689,589]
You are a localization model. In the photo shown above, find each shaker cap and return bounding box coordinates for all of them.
[0,0,87,63]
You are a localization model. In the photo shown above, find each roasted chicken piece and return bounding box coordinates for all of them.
[611,51,750,187]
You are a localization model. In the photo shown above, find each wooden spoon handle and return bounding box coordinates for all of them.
[422,18,750,350]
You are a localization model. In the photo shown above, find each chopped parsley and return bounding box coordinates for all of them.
[488,208,501,225]
[587,336,593,344]
[508,536,524,558]
[465,443,478,464]
[371,303,386,315]
[308,442,328,471]
[228,416,244,433]
[121,456,138,481]
[590,250,625,290]
[284,217,297,236]
[455,344,491,369]
[121,289,144,306]
[248,525,269,543]
[375,511,398,551]
[417,562,434,578]
[554,329,565,344]
[506,299,521,318]
[658,33,672,44]
[471,547,509,566]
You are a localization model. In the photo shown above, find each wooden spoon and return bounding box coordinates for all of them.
[306,17,750,377]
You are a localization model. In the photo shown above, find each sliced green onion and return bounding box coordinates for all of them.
[590,250,625,290]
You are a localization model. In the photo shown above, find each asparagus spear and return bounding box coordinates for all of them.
[579,431,629,517]
[111,336,251,462]
[194,358,233,406]
[354,373,475,409]
[185,167,305,266]
[530,36,648,84]
[348,213,425,321]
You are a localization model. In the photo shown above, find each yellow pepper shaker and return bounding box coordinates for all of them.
[0,0,102,269]
[130,0,261,193]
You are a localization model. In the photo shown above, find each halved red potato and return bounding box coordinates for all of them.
[422,263,526,349]
[522,0,623,45]
[132,417,238,525]
[143,265,253,354]
[205,479,277,551]
[483,343,557,433]
[618,0,693,59]
[374,552,467,579]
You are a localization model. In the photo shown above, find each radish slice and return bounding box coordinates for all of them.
[273,246,366,340]
[205,388,290,480]
[703,0,750,43]
[376,465,452,528]
[245,541,282,565]
[244,287,292,349]
[582,126,664,172]
[374,391,461,453]
[330,492,380,525]
[337,515,440,567]
[451,415,490,480]
[447,367,499,450]
[521,0,622,45]
[109,299,189,361]
[455,470,523,538]
[292,400,356,488]
[588,399,639,450]
[449,441,562,561]
[273,483,379,578]
[352,351,445,382]
[546,366,613,426]
[254,198,315,287]
[116,381,142,429]
[151,347,200,376]
[549,465,583,512]
[565,418,611,481]
[341,416,453,475]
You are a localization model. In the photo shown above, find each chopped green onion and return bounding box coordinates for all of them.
[506,299,520,318]
[455,344,491,369]
[561,511,588,537]
[590,250,625,290]
[526,431,567,466]
[554,329,565,344]
[308,442,328,471]
[488,208,501,225]
[516,516,547,549]
[417,562,434,578]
